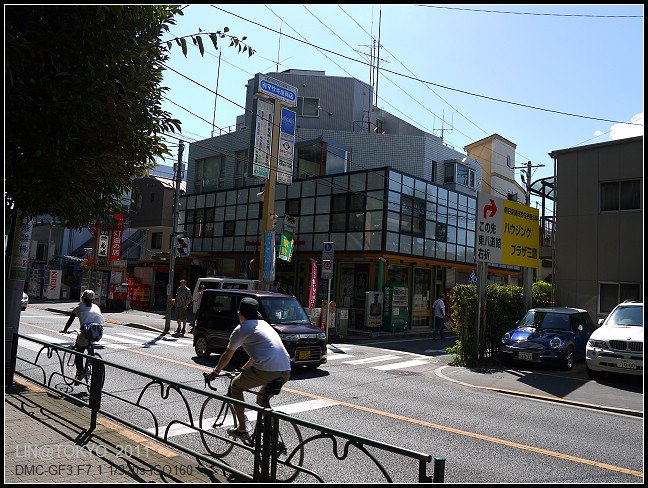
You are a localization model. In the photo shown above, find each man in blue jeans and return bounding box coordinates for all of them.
[431,294,446,340]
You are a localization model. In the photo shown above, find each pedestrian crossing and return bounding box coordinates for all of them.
[19,330,193,353]
[326,344,436,371]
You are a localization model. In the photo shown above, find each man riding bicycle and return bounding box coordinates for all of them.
[206,297,291,438]
[60,289,104,381]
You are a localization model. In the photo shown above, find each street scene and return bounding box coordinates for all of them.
[5,4,643,484]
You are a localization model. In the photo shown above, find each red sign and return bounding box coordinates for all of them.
[308,259,318,308]
[110,219,124,261]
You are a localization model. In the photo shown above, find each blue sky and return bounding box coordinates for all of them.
[159,4,644,213]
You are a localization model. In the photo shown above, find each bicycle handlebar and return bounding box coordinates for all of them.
[203,370,239,387]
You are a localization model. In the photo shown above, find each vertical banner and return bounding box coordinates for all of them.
[45,269,62,300]
[98,229,110,258]
[262,230,276,283]
[250,98,274,179]
[110,216,124,261]
[9,219,33,281]
[308,258,318,308]
[278,215,297,262]
[277,107,296,185]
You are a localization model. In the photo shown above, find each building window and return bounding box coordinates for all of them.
[224,221,235,237]
[234,149,248,187]
[196,155,225,192]
[297,97,320,117]
[601,180,640,211]
[599,282,641,314]
[330,193,366,233]
[151,232,163,250]
[444,161,475,189]
[286,198,300,216]
[401,195,425,236]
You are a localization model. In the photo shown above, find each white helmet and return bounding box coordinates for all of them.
[82,289,95,301]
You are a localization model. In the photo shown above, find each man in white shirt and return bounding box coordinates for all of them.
[431,294,446,340]
[207,297,291,438]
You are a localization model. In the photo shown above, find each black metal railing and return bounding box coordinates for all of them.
[13,333,446,483]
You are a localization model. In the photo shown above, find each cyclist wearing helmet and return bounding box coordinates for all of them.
[60,289,105,380]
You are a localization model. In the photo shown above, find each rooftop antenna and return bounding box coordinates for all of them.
[276,20,283,72]
[210,50,222,138]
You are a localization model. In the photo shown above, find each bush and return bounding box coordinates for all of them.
[447,281,554,366]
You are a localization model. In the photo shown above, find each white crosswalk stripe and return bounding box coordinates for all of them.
[112,331,188,347]
[371,359,429,370]
[153,398,339,438]
[326,353,356,360]
[343,354,401,365]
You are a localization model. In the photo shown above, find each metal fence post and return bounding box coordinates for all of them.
[88,359,105,432]
[433,456,446,483]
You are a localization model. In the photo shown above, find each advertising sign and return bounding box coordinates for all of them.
[110,218,124,261]
[256,74,298,107]
[262,230,276,282]
[278,215,297,262]
[365,291,384,328]
[45,269,62,300]
[251,98,274,179]
[308,259,318,308]
[475,193,539,268]
[98,228,110,257]
[9,219,33,281]
[277,107,296,185]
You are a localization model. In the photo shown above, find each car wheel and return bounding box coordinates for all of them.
[561,346,574,370]
[194,336,210,357]
[586,363,606,381]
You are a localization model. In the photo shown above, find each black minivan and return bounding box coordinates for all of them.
[193,289,327,369]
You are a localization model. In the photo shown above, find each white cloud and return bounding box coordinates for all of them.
[609,112,644,140]
[593,130,604,137]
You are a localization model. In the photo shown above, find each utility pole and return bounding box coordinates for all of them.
[512,160,545,311]
[164,141,184,333]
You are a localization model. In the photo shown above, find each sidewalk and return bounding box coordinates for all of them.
[5,376,228,483]
[5,376,229,483]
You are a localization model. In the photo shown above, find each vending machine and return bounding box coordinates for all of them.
[382,283,409,331]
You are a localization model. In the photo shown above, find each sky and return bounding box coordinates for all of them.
[158,4,644,214]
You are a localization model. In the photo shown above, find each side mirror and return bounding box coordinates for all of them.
[598,318,604,326]
[577,324,583,332]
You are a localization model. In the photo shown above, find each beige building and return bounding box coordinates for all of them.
[549,136,643,321]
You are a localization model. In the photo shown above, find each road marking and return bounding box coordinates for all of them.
[326,354,356,360]
[343,354,401,365]
[155,398,339,438]
[113,332,187,348]
[371,359,429,370]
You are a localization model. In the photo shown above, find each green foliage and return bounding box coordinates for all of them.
[5,5,253,229]
[447,281,555,365]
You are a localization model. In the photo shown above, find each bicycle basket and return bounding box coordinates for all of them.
[81,322,103,342]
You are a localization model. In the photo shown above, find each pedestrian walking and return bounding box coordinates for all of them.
[189,284,206,334]
[431,294,446,340]
[173,279,192,335]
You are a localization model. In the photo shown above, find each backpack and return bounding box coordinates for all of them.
[81,322,103,342]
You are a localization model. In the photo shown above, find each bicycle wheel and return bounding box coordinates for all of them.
[199,397,237,458]
[272,414,304,483]
[61,350,77,386]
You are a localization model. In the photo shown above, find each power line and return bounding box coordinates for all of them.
[414,5,643,18]
[211,5,641,126]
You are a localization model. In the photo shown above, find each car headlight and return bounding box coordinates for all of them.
[317,332,326,340]
[588,339,606,348]
[281,334,300,341]
[549,337,563,349]
[501,332,511,344]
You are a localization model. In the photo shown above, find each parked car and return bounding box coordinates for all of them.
[500,307,597,370]
[586,300,643,380]
[21,292,28,311]
[193,289,327,369]
[191,277,260,313]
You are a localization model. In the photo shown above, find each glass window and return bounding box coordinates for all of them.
[387,211,400,232]
[332,194,347,212]
[402,175,414,196]
[317,178,332,195]
[236,204,247,220]
[388,191,400,212]
[388,172,401,192]
[365,211,383,231]
[415,178,426,199]
[349,194,366,212]
[224,221,235,237]
[436,222,447,241]
[347,232,363,251]
[366,191,383,211]
[316,195,331,214]
[349,212,364,231]
[151,232,163,250]
[364,231,382,251]
[386,232,399,252]
[297,97,320,117]
[196,193,206,209]
[599,282,642,314]
[400,234,412,254]
[331,213,347,232]
[444,163,455,183]
[314,215,329,232]
[204,222,214,237]
[302,179,316,197]
[601,180,640,211]
[367,170,385,190]
[413,237,424,256]
[349,172,366,193]
[620,180,640,210]
[299,215,313,234]
[425,239,435,258]
[248,203,259,219]
[301,197,315,215]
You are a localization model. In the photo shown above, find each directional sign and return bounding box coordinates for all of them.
[475,193,539,268]
[250,98,274,179]
[256,74,298,107]
[277,107,296,185]
[322,242,334,262]
[468,270,478,285]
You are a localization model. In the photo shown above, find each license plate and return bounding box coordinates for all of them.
[617,359,637,369]
[298,350,311,360]
[518,352,533,361]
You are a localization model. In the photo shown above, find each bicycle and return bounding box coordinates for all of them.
[200,370,304,482]
[59,330,102,388]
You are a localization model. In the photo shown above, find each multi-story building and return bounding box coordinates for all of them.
[178,69,524,332]
[549,135,643,321]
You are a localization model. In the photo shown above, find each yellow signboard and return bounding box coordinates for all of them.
[501,199,540,268]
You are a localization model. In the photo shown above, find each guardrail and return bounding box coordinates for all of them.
[12,333,446,483]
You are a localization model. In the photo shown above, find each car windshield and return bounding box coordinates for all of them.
[518,311,571,331]
[605,306,643,327]
[261,297,311,325]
